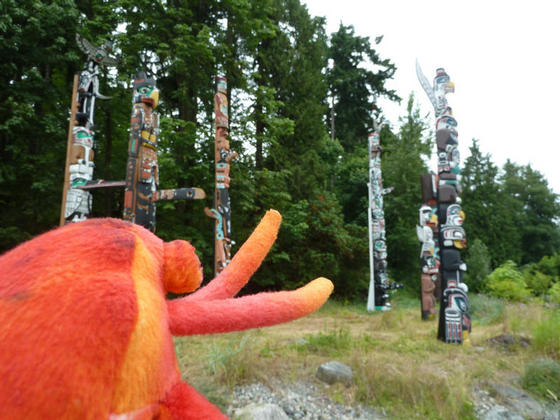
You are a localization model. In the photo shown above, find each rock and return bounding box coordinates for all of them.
[482,404,525,420]
[544,404,560,420]
[294,337,309,346]
[233,403,290,420]
[487,334,531,348]
[491,382,546,419]
[316,361,353,385]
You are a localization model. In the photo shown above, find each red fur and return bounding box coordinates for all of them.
[0,210,333,419]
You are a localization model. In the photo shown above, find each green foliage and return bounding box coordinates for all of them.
[461,140,522,266]
[549,282,560,304]
[485,261,531,302]
[523,270,553,297]
[522,359,560,401]
[534,254,560,278]
[500,161,560,264]
[465,239,491,292]
[327,23,398,152]
[532,312,560,359]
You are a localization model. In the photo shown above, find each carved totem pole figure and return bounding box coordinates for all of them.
[60,35,117,225]
[205,77,238,275]
[123,72,160,231]
[416,61,471,343]
[122,72,205,232]
[366,119,399,311]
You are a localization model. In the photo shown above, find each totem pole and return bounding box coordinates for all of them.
[60,35,117,225]
[366,117,398,312]
[416,61,471,343]
[123,72,205,232]
[205,76,238,275]
[417,176,440,320]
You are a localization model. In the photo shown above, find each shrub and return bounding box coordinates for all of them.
[549,282,560,304]
[534,254,560,278]
[524,270,553,296]
[522,358,560,401]
[485,261,531,302]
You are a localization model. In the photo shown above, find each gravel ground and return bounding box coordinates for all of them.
[227,381,387,420]
[227,381,560,420]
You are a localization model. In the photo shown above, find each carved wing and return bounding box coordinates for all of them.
[76,33,97,58]
[415,59,438,111]
[100,55,119,67]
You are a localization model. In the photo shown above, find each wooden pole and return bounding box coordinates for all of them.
[59,73,79,226]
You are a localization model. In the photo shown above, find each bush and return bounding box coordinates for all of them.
[522,358,560,401]
[534,254,560,278]
[485,261,531,302]
[549,282,560,304]
[524,269,553,296]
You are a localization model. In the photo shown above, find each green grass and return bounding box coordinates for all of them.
[522,358,560,402]
[533,311,560,359]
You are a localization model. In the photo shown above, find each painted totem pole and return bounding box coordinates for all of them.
[205,76,238,275]
[60,35,117,225]
[417,177,440,320]
[416,61,471,343]
[366,119,396,311]
[123,72,205,232]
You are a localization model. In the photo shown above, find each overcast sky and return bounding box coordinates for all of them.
[303,0,560,194]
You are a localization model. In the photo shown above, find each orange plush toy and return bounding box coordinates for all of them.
[0,210,333,419]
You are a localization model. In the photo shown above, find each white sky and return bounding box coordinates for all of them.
[304,0,560,194]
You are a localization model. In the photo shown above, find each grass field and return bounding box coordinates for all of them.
[173,293,559,419]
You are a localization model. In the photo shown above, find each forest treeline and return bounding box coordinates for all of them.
[1,0,559,298]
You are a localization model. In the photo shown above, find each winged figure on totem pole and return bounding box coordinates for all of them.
[60,34,118,225]
[416,60,471,343]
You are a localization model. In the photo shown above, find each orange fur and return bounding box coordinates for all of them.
[0,210,333,419]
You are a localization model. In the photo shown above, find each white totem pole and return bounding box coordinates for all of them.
[367,115,396,311]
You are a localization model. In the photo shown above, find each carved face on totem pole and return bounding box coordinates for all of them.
[436,113,458,134]
[133,73,159,109]
[433,68,454,114]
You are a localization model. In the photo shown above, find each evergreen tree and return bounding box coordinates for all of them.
[500,161,560,264]
[327,24,397,152]
[0,0,81,250]
[461,140,522,266]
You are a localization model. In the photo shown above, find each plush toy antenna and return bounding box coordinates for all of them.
[183,209,282,302]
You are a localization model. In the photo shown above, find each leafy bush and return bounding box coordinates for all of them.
[549,282,560,304]
[522,358,560,401]
[465,239,491,292]
[524,270,553,296]
[534,254,560,278]
[485,261,531,302]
